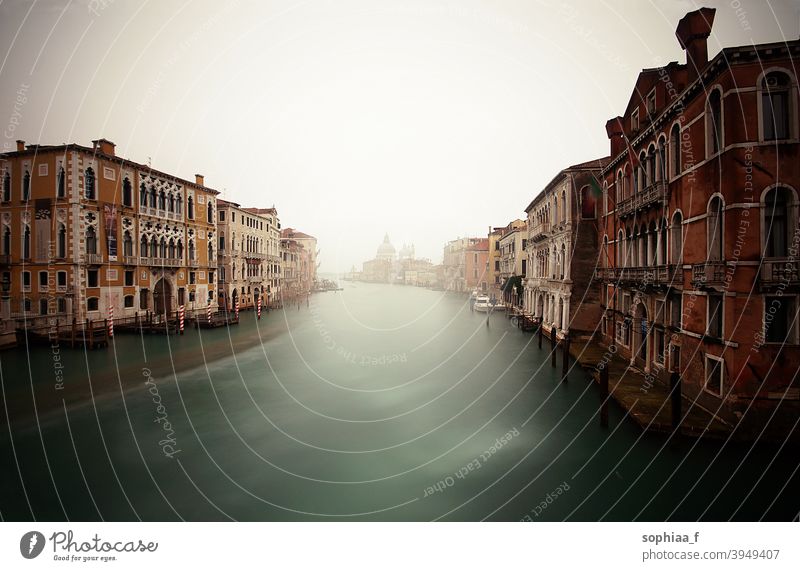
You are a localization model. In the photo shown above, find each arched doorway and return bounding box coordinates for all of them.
[153,278,172,318]
[231,288,238,309]
[634,302,649,370]
[253,287,260,307]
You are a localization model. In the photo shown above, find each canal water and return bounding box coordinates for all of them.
[0,282,797,521]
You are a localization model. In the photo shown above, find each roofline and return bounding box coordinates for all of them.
[0,141,221,195]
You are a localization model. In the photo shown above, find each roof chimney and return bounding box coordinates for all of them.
[605,117,625,158]
[675,7,716,84]
[16,140,25,152]
[195,174,204,186]
[92,138,116,156]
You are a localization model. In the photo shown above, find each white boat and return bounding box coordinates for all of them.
[474,294,491,312]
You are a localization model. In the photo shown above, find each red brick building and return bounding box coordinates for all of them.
[595,7,800,431]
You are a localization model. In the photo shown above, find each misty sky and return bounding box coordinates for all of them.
[1,0,798,272]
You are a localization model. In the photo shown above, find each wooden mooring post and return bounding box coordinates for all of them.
[670,371,681,433]
[71,318,77,348]
[538,321,542,349]
[561,335,570,383]
[600,365,609,428]
[550,326,556,367]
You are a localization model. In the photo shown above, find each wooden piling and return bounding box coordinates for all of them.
[550,326,556,367]
[600,365,609,428]
[71,317,76,348]
[88,319,94,349]
[670,371,681,433]
[538,321,542,349]
[561,335,570,383]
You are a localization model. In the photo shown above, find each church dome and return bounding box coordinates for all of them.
[376,233,396,259]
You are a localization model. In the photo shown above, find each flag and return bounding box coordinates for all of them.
[588,173,603,197]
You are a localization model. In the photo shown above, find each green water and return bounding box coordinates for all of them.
[0,282,797,521]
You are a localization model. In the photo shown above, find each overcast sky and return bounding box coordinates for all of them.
[1,0,798,272]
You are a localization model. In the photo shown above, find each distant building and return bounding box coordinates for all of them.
[443,237,485,293]
[523,158,608,338]
[498,219,527,306]
[465,239,489,293]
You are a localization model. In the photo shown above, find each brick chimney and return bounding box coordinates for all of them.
[606,117,625,158]
[16,140,25,152]
[92,138,116,156]
[195,174,204,186]
[675,7,716,84]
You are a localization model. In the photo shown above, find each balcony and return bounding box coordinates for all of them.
[530,225,551,243]
[759,258,800,288]
[85,253,104,265]
[122,255,138,266]
[594,265,679,287]
[692,261,727,287]
[0,254,10,265]
[617,180,668,219]
[189,258,200,268]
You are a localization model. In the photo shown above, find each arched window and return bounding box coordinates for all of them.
[207,202,214,223]
[176,194,183,215]
[22,170,30,201]
[617,230,624,268]
[57,223,66,258]
[560,191,566,223]
[670,124,681,178]
[761,72,792,140]
[764,187,792,257]
[57,167,66,198]
[123,231,133,256]
[188,240,195,261]
[84,167,95,200]
[2,170,10,201]
[177,240,184,259]
[1,226,9,255]
[85,226,97,255]
[707,197,724,261]
[149,186,156,208]
[168,193,175,213]
[659,219,667,265]
[140,183,147,206]
[707,89,722,154]
[602,182,608,216]
[168,238,176,258]
[656,138,666,182]
[159,237,167,258]
[602,235,609,268]
[208,242,214,262]
[158,190,166,210]
[122,177,132,206]
[150,236,158,258]
[141,235,149,257]
[187,196,194,219]
[671,212,683,265]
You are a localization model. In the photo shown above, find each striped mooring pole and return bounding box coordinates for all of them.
[257,297,262,320]
[108,305,114,338]
[179,304,185,333]
[235,300,240,321]
[207,303,212,324]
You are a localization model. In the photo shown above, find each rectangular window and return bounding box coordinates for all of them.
[124,295,134,308]
[219,211,225,221]
[87,269,99,288]
[631,108,640,131]
[655,328,665,365]
[106,269,118,281]
[87,297,99,311]
[189,271,196,285]
[38,163,48,176]
[124,270,134,286]
[704,355,723,397]
[670,293,682,329]
[140,288,149,310]
[39,270,48,289]
[707,294,723,339]
[103,166,115,180]
[765,296,798,344]
[57,270,67,289]
[22,271,31,291]
[646,89,656,114]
